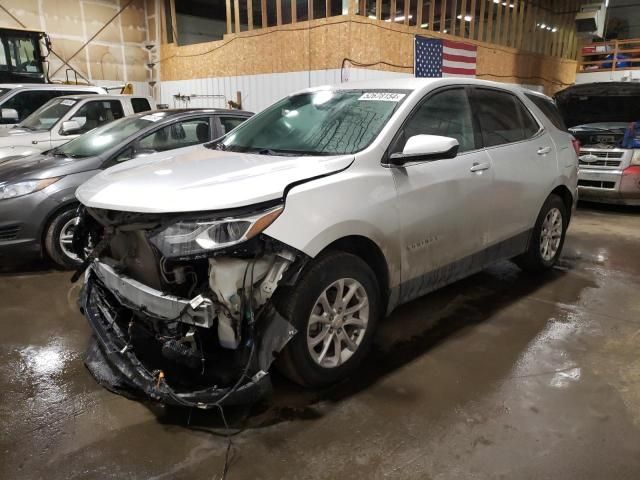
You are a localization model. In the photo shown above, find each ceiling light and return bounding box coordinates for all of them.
[551,27,558,32]
[456,14,473,21]
[420,23,429,28]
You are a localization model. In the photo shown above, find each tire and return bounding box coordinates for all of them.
[274,251,381,388]
[44,205,81,269]
[515,194,568,273]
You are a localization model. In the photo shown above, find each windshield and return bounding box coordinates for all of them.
[20,98,77,131]
[55,113,164,158]
[219,89,408,155]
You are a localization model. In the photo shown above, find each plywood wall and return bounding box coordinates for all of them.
[160,15,577,95]
[0,0,154,86]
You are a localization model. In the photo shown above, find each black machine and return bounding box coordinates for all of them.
[0,28,50,84]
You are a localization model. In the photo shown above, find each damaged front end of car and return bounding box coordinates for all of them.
[73,202,307,408]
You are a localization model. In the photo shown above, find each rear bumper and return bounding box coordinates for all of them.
[81,273,273,407]
[578,168,640,205]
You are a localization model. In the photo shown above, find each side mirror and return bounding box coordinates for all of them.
[61,120,82,135]
[389,134,459,166]
[0,108,19,123]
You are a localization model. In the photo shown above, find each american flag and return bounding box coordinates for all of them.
[414,36,477,78]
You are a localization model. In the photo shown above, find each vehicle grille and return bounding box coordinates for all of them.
[578,180,616,189]
[578,150,623,168]
[0,225,20,241]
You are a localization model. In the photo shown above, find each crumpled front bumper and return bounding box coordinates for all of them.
[80,272,278,407]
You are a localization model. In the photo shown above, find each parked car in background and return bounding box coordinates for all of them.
[0,108,253,268]
[0,83,106,128]
[555,82,640,206]
[0,94,155,163]
[72,78,578,408]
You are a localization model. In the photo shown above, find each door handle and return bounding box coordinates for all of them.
[470,162,490,172]
[537,146,551,155]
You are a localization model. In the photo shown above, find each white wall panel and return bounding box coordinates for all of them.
[159,68,411,113]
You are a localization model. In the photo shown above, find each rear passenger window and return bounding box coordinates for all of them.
[525,93,567,131]
[393,88,478,154]
[474,89,540,147]
[131,98,151,113]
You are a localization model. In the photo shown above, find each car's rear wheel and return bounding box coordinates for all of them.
[515,194,568,272]
[44,205,82,269]
[275,252,381,387]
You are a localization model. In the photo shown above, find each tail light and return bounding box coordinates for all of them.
[571,137,581,156]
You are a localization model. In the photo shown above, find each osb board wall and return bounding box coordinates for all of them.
[160,15,577,95]
[0,0,152,84]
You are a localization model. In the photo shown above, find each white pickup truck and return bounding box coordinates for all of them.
[0,94,155,163]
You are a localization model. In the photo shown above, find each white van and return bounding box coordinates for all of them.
[0,83,107,129]
[0,94,155,162]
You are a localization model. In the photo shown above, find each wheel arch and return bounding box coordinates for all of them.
[40,200,80,252]
[550,184,574,221]
[317,235,391,312]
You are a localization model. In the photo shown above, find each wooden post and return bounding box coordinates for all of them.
[234,0,240,32]
[478,0,486,41]
[404,0,410,24]
[459,0,467,38]
[516,0,526,49]
[501,0,511,46]
[226,0,233,34]
[376,0,381,20]
[469,0,476,40]
[428,0,435,30]
[361,0,367,16]
[247,0,253,30]
[309,0,314,20]
[416,0,423,29]
[292,0,297,22]
[440,0,446,32]
[236,91,242,109]
[276,0,282,25]
[494,0,503,44]
[390,0,396,21]
[486,0,494,43]
[169,0,178,42]
[450,0,457,36]
[261,0,267,27]
[327,0,332,17]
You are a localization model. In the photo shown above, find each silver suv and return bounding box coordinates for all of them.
[73,79,578,407]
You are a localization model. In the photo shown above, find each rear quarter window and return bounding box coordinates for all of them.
[131,98,152,113]
[525,93,567,131]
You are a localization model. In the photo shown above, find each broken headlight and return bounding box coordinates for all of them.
[150,205,283,257]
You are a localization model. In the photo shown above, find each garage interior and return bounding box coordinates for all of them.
[1,1,640,479]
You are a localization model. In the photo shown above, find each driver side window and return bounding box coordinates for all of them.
[393,88,477,154]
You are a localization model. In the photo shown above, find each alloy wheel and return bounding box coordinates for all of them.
[307,278,369,368]
[540,207,563,262]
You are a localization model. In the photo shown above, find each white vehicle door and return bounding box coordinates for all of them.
[389,86,495,302]
[470,87,556,243]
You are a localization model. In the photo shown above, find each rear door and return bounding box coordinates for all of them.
[389,86,495,302]
[470,87,556,243]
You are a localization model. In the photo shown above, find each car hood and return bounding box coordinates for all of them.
[0,129,50,160]
[555,82,640,128]
[76,146,354,213]
[0,152,101,183]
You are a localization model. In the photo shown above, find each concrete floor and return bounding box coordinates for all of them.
[1,204,640,479]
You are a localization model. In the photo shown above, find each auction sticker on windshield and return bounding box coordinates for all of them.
[140,113,164,122]
[61,99,76,106]
[359,92,406,102]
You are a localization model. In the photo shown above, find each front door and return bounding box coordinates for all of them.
[389,87,495,303]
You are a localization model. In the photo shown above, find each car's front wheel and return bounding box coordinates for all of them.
[515,194,568,272]
[44,205,82,269]
[275,252,381,387]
